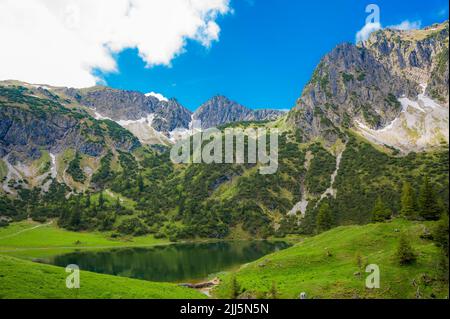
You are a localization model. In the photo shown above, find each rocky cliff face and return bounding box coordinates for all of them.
[287,21,449,150]
[63,87,193,133]
[364,22,449,100]
[0,81,284,148]
[0,86,140,164]
[194,95,284,129]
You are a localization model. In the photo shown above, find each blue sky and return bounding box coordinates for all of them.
[99,0,449,111]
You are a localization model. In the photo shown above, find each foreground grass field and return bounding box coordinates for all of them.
[0,254,206,299]
[0,220,169,259]
[0,218,447,299]
[213,219,448,299]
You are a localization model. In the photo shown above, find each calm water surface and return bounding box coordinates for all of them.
[46,241,290,283]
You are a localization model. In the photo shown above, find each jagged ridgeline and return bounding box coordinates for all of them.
[0,21,448,239]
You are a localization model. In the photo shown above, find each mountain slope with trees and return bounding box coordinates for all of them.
[0,22,448,242]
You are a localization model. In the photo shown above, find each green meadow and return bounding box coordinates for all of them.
[0,220,206,299]
[0,220,169,259]
[213,219,448,299]
[0,254,205,299]
[0,218,447,299]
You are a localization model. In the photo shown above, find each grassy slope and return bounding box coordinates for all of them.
[0,254,205,299]
[213,219,448,299]
[0,220,169,259]
[0,221,204,299]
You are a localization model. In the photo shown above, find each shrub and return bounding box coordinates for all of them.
[118,218,148,236]
[396,234,417,265]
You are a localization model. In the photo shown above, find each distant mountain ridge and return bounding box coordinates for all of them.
[193,95,284,129]
[0,80,284,145]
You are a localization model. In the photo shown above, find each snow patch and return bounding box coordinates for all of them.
[49,153,57,179]
[356,85,449,152]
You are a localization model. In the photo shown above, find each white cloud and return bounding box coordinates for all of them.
[356,22,382,43]
[145,92,168,102]
[387,20,422,31]
[356,19,423,43]
[0,0,230,88]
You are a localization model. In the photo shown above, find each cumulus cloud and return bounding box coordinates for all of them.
[145,92,168,102]
[356,22,382,43]
[356,19,422,43]
[0,0,230,88]
[387,20,422,31]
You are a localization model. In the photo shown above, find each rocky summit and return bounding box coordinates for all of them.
[287,21,449,151]
[193,95,285,129]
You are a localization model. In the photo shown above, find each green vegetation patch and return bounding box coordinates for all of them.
[0,254,205,299]
[214,219,448,299]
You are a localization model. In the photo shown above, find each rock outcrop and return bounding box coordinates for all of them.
[194,95,284,129]
[287,21,449,150]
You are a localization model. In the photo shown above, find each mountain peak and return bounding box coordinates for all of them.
[194,95,284,129]
[288,20,449,152]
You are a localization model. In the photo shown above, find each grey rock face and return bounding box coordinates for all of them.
[76,87,156,120]
[64,88,283,133]
[0,88,139,164]
[152,99,192,132]
[64,87,193,133]
[194,95,284,129]
[287,21,449,144]
[364,23,449,88]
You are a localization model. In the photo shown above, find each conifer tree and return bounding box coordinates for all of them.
[316,203,333,233]
[400,182,416,219]
[69,198,82,230]
[230,275,240,299]
[98,192,105,209]
[434,213,449,257]
[85,193,91,208]
[371,196,392,222]
[396,234,417,265]
[138,174,144,193]
[418,177,441,220]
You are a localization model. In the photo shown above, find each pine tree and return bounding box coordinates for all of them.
[316,203,333,233]
[69,198,82,230]
[371,197,392,222]
[115,197,123,213]
[230,275,240,299]
[98,192,105,209]
[138,174,144,193]
[85,193,91,208]
[418,177,441,221]
[396,234,417,265]
[434,213,449,257]
[434,212,449,282]
[400,182,416,219]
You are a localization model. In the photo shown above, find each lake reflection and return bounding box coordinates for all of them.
[46,241,289,283]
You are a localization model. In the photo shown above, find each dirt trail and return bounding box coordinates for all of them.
[0,221,53,240]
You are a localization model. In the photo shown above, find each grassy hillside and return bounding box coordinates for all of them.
[0,254,205,299]
[213,219,448,299]
[0,220,169,259]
